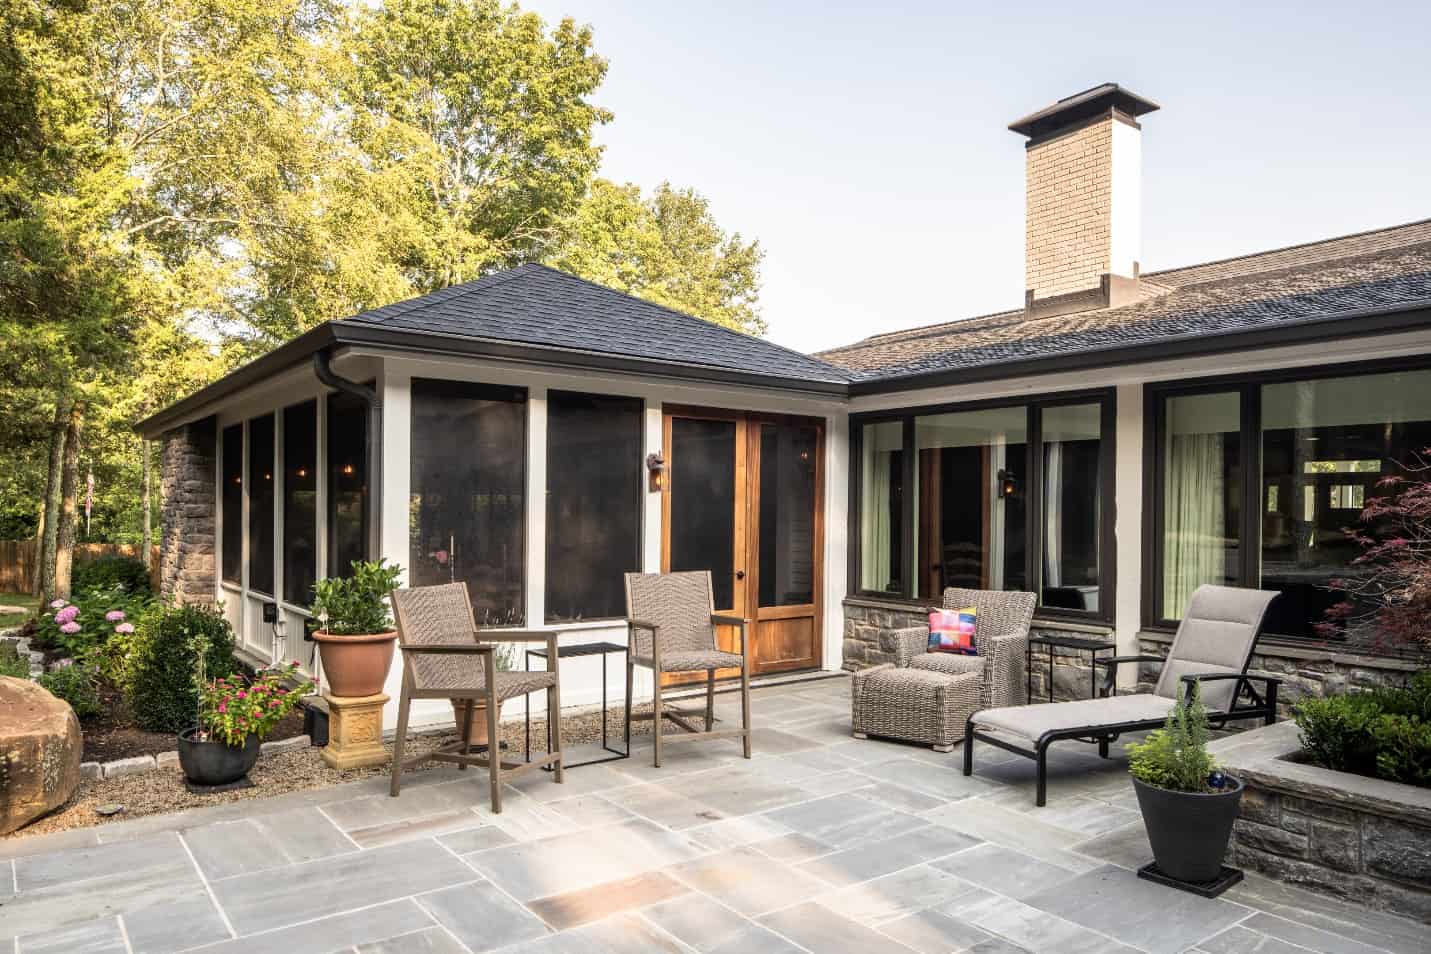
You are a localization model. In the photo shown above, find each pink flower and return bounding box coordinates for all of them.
[218,702,227,713]
[55,605,79,624]
[105,610,125,622]
[236,690,247,699]
[49,599,67,609]
[115,623,135,634]
[59,621,81,634]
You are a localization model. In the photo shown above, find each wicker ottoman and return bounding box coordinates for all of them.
[851,666,982,753]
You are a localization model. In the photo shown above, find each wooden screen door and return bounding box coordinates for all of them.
[661,407,824,683]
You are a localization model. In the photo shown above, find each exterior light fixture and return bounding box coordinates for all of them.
[646,452,666,492]
[341,463,355,476]
[997,469,1017,499]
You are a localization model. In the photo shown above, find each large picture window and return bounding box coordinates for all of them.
[221,424,243,585]
[282,400,318,606]
[545,392,643,622]
[327,391,368,578]
[409,379,526,625]
[1151,364,1431,640]
[853,392,1113,617]
[247,414,275,595]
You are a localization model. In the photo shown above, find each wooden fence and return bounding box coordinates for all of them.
[0,540,161,594]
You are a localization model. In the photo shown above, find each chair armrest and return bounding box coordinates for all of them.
[400,643,494,655]
[978,628,1029,709]
[1178,671,1282,712]
[887,626,928,667]
[473,629,560,643]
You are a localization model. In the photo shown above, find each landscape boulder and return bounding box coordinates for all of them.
[1,675,82,834]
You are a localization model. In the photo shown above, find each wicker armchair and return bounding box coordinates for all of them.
[389,582,564,813]
[624,571,752,768]
[851,588,1035,751]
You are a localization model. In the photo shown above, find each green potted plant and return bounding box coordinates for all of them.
[310,559,403,697]
[1128,684,1244,886]
[178,662,313,787]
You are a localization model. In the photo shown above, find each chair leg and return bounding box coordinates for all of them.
[390,680,411,798]
[740,656,751,759]
[705,670,715,731]
[548,680,564,784]
[962,725,975,777]
[486,690,502,813]
[652,670,664,768]
[1035,741,1049,808]
[459,700,474,770]
[1098,735,1110,759]
[624,658,634,751]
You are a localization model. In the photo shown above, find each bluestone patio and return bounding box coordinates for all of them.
[2,676,1422,954]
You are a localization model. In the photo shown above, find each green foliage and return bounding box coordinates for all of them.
[74,555,151,597]
[1296,672,1431,787]
[198,663,312,746]
[311,559,403,635]
[32,588,150,662]
[38,660,102,719]
[126,601,236,732]
[0,643,30,679]
[1128,686,1219,793]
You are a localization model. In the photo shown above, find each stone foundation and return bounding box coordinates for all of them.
[159,417,217,604]
[842,598,1112,703]
[1135,631,1424,718]
[1211,721,1431,924]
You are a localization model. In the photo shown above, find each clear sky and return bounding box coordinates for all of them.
[527,1,1431,355]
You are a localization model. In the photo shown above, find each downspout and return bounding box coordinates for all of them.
[313,351,382,564]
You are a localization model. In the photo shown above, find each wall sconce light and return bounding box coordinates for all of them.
[646,452,666,492]
[341,463,355,476]
[295,467,308,478]
[997,469,1017,499]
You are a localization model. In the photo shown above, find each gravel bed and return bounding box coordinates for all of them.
[4,702,660,841]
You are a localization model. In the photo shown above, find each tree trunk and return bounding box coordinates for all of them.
[38,395,72,601]
[141,438,152,568]
[55,400,86,600]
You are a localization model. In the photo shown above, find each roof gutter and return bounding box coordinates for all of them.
[848,300,1431,396]
[313,350,383,565]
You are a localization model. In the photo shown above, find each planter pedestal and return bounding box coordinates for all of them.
[320,692,389,770]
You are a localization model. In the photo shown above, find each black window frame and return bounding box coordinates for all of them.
[1143,354,1431,637]
[543,390,645,623]
[220,423,243,586]
[247,413,276,597]
[281,399,319,607]
[327,388,371,579]
[849,387,1117,623]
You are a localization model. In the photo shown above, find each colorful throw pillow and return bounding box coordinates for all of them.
[927,607,978,655]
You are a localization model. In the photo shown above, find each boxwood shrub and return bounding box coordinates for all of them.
[126,601,236,732]
[1295,671,1431,788]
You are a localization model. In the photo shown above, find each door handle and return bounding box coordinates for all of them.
[735,570,746,580]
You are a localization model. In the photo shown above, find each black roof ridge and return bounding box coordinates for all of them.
[1146,216,1431,283]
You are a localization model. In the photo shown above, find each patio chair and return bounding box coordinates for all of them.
[624,571,752,767]
[389,582,564,813]
[963,584,1282,806]
[851,588,1035,751]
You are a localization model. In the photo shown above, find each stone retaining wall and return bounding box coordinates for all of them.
[1211,721,1431,924]
[843,598,1112,703]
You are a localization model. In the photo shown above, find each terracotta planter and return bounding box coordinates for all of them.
[450,699,499,747]
[312,631,397,697]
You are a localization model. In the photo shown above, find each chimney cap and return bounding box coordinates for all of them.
[1008,83,1159,139]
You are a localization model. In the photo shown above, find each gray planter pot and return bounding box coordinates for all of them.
[177,727,260,787]
[1132,774,1244,883]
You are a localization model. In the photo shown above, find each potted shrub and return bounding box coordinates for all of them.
[178,662,313,787]
[310,559,403,697]
[1128,685,1244,886]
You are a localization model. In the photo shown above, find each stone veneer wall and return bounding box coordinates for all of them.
[843,598,1113,703]
[159,416,217,604]
[1135,632,1425,719]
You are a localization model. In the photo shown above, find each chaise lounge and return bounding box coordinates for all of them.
[963,584,1282,806]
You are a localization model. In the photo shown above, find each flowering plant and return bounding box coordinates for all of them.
[197,662,313,747]
[34,588,151,661]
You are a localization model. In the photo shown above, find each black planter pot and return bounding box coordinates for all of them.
[1132,774,1244,883]
[178,727,261,786]
[303,703,329,747]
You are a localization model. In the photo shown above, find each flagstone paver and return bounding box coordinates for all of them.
[1,674,1422,953]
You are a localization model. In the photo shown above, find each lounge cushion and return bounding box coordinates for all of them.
[970,693,1176,742]
[909,653,985,676]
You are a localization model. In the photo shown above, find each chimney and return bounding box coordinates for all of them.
[1010,84,1159,319]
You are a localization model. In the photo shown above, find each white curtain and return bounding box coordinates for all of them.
[861,450,892,591]
[1043,442,1063,589]
[1163,433,1226,618]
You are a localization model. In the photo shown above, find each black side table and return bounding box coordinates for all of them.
[524,640,630,769]
[1026,634,1116,703]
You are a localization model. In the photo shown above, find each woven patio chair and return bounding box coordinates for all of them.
[389,582,563,813]
[624,571,752,767]
[851,587,1035,751]
[964,584,1281,806]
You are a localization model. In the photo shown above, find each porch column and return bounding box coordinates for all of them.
[378,367,412,729]
[1113,382,1145,688]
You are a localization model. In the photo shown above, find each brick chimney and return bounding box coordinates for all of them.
[1010,84,1160,319]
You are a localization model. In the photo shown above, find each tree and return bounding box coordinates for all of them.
[549,179,764,334]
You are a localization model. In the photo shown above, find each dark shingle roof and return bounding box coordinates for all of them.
[817,219,1431,382]
[342,263,851,385]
